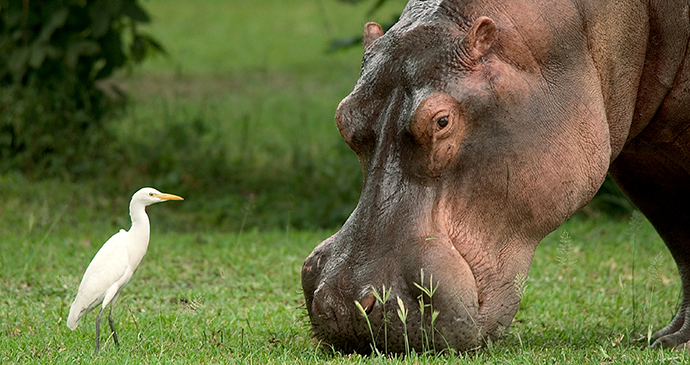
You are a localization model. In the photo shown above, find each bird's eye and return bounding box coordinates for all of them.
[436,116,449,129]
[149,192,154,197]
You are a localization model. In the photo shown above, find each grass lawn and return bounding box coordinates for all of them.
[1,202,687,364]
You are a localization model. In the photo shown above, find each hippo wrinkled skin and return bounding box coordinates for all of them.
[301,0,690,353]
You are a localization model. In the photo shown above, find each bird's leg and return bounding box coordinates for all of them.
[95,306,105,352]
[109,304,119,346]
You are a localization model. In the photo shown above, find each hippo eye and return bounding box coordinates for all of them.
[436,116,449,129]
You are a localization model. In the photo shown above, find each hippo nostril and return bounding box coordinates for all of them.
[359,293,376,315]
[312,297,324,318]
[312,289,331,319]
[312,285,343,322]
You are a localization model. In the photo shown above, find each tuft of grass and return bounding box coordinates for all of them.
[514,271,528,300]
[556,229,577,317]
[371,285,392,354]
[413,269,439,353]
[395,296,410,357]
[355,284,393,356]
[355,300,380,356]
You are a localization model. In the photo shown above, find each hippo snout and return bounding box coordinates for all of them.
[301,231,484,354]
[302,239,375,352]
[310,283,360,335]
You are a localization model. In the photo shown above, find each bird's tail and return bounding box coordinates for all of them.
[66,302,81,330]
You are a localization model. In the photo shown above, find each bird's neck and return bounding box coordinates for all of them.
[128,200,151,255]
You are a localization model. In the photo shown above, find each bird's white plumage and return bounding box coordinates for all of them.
[67,187,183,335]
[67,230,131,330]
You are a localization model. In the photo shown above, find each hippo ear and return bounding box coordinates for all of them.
[363,22,384,48]
[463,16,497,61]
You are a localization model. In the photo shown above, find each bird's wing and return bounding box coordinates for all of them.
[67,230,131,329]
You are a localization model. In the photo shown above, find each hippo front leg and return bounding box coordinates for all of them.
[649,302,690,349]
[610,141,690,350]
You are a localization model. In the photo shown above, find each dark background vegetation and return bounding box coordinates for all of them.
[1,0,163,176]
[0,0,631,232]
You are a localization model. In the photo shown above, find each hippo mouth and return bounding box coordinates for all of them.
[302,233,484,354]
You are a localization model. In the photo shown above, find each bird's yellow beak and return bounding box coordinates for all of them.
[156,193,184,201]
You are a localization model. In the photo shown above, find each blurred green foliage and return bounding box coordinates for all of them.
[110,97,364,230]
[0,0,632,233]
[0,0,163,176]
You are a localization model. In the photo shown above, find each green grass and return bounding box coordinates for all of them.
[1,195,687,364]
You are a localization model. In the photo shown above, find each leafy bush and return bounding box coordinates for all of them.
[0,0,163,177]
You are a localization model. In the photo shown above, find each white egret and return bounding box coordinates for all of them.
[67,187,183,351]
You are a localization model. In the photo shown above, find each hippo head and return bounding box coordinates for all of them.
[302,2,612,354]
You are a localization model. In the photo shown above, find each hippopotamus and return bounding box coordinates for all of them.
[301,0,690,353]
